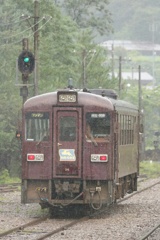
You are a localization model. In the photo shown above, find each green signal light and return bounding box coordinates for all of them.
[18,50,35,74]
[24,57,30,63]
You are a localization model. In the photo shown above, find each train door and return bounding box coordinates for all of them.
[53,107,82,178]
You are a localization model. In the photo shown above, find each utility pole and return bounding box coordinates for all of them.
[138,65,145,162]
[33,0,39,96]
[21,38,29,104]
[118,56,122,98]
[138,65,142,163]
[118,56,131,98]
[150,19,158,87]
[138,65,142,115]
[82,49,86,89]
[111,44,115,80]
[19,1,39,96]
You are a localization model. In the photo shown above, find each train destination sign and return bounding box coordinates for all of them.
[58,92,77,103]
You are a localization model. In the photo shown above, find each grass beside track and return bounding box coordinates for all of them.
[140,161,160,178]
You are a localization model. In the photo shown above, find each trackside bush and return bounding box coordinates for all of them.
[0,169,10,183]
[0,169,20,184]
[140,161,160,178]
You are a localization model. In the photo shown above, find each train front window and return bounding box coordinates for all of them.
[86,113,110,141]
[25,112,49,141]
[59,116,76,141]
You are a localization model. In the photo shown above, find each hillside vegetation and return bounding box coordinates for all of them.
[107,0,160,43]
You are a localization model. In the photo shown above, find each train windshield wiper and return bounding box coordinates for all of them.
[90,135,98,147]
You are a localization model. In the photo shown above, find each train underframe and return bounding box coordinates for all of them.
[21,173,137,214]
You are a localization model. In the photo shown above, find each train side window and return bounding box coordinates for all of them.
[119,114,135,145]
[25,112,49,141]
[86,113,110,141]
[59,116,76,141]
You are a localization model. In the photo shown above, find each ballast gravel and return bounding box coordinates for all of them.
[0,177,160,240]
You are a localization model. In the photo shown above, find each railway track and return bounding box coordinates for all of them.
[139,222,160,240]
[1,179,160,240]
[118,178,160,204]
[119,179,160,240]
[0,217,48,238]
[0,215,89,240]
[0,183,21,193]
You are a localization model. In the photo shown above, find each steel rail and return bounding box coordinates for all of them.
[0,183,21,193]
[118,179,160,204]
[35,216,89,240]
[138,222,160,240]
[0,217,47,238]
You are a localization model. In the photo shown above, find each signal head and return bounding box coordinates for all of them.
[18,50,35,74]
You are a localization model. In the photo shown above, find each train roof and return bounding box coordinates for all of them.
[24,89,138,113]
[88,88,138,112]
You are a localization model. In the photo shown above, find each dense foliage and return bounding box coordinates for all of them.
[54,0,113,37]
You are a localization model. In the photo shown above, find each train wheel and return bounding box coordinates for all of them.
[129,174,137,192]
[133,174,137,191]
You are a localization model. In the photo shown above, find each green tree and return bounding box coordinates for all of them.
[37,2,112,91]
[55,0,113,38]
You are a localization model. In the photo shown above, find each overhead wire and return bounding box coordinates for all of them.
[0,16,52,49]
[0,17,45,41]
[32,16,52,33]
[0,15,30,26]
[21,16,52,40]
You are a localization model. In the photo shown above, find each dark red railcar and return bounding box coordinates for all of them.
[21,88,140,212]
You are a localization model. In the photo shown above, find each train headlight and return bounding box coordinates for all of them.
[27,153,44,161]
[91,154,108,162]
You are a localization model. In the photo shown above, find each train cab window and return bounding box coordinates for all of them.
[86,113,110,142]
[25,112,49,141]
[59,116,76,141]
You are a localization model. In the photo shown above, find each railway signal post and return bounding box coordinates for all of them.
[18,38,35,104]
